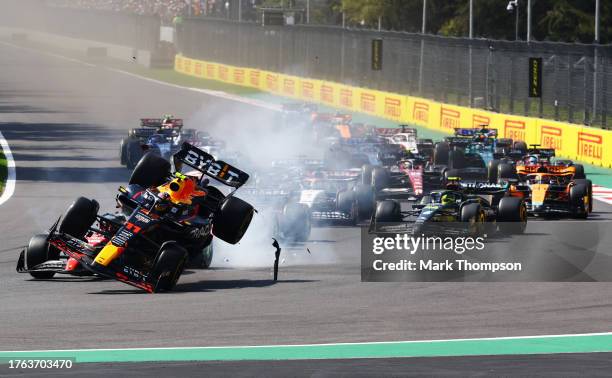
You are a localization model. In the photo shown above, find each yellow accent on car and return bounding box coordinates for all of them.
[94,243,124,266]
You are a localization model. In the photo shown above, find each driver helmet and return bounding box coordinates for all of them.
[157,176,205,205]
[527,155,538,165]
[161,114,175,127]
[441,193,455,205]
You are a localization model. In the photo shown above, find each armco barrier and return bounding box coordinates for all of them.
[175,55,612,168]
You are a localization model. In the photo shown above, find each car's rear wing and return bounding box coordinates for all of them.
[173,143,249,188]
[140,118,184,128]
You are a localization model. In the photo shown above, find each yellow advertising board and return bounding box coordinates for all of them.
[174,55,611,167]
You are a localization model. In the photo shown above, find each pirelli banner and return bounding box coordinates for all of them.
[175,55,612,168]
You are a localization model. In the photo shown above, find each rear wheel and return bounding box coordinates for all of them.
[570,181,590,219]
[497,197,527,233]
[361,164,374,186]
[488,160,500,183]
[278,203,311,242]
[513,141,527,155]
[126,140,142,169]
[433,142,450,166]
[59,197,99,239]
[354,184,375,220]
[371,167,390,192]
[213,196,254,244]
[374,200,402,223]
[460,203,485,236]
[25,234,58,279]
[573,164,586,180]
[129,152,171,188]
[497,163,518,181]
[152,242,188,292]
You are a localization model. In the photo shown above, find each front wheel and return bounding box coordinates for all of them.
[59,197,99,240]
[24,234,59,279]
[213,196,254,244]
[152,241,188,292]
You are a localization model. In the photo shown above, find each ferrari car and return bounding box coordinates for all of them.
[17,143,254,292]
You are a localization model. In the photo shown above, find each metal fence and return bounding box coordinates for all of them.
[178,18,612,128]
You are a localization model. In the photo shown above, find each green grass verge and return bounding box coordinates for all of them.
[0,149,7,195]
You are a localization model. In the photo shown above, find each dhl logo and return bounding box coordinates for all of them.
[194,62,202,76]
[384,97,402,118]
[440,107,460,129]
[233,69,244,84]
[266,74,278,91]
[249,70,260,87]
[413,102,429,123]
[283,78,295,95]
[360,93,376,113]
[578,132,603,160]
[218,66,228,81]
[339,89,353,108]
[472,114,490,128]
[301,81,314,99]
[504,120,525,141]
[206,64,216,79]
[540,126,562,150]
[320,85,333,103]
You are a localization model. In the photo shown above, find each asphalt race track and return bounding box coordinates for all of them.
[2,41,612,364]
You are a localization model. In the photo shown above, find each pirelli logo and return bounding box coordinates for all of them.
[504,120,526,141]
[194,62,202,76]
[384,97,401,118]
[361,93,376,113]
[413,102,429,123]
[249,70,260,87]
[440,107,460,129]
[301,81,314,99]
[340,88,353,108]
[578,132,603,160]
[218,66,229,81]
[233,69,244,84]
[206,64,216,79]
[266,74,278,91]
[283,78,295,96]
[183,59,192,74]
[472,114,490,128]
[320,85,333,104]
[540,126,562,150]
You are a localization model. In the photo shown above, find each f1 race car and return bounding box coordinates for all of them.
[17,143,255,292]
[372,180,527,235]
[120,115,208,169]
[297,170,375,225]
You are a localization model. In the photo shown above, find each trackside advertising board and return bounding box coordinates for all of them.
[175,55,612,168]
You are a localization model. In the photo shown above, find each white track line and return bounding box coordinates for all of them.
[0,131,16,206]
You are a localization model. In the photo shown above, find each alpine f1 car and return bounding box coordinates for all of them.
[372,179,527,235]
[18,143,255,293]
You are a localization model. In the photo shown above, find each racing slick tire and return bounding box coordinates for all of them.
[336,190,355,215]
[59,197,99,240]
[371,167,390,192]
[24,234,59,279]
[497,197,527,234]
[126,139,143,169]
[488,160,500,183]
[354,184,375,220]
[361,164,374,186]
[213,196,254,244]
[513,141,528,154]
[573,164,586,180]
[497,163,518,181]
[460,203,485,236]
[433,142,450,166]
[374,200,402,223]
[574,179,593,213]
[448,149,466,170]
[152,241,188,292]
[129,152,171,189]
[570,180,591,219]
[120,138,128,165]
[278,203,311,242]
